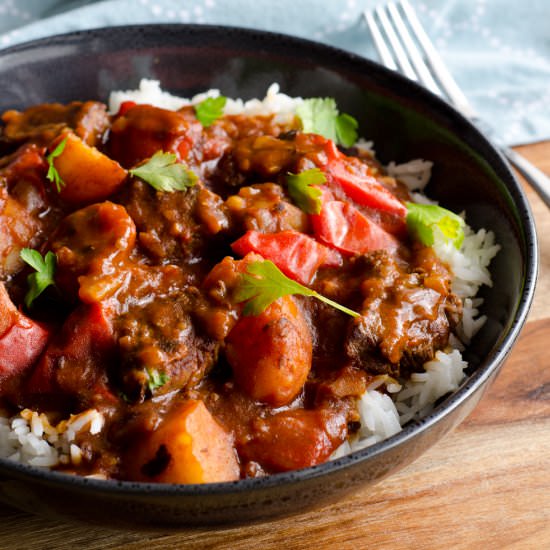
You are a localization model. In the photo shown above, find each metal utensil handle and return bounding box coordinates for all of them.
[501,146,550,209]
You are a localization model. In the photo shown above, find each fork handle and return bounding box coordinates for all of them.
[500,145,550,209]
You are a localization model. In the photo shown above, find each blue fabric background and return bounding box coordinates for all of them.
[0,0,548,146]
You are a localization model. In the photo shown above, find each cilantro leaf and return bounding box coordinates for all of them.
[286,168,326,214]
[194,96,227,127]
[234,260,359,318]
[19,248,57,308]
[129,151,198,192]
[335,112,359,149]
[46,137,67,192]
[146,368,169,392]
[296,98,358,147]
[406,202,465,249]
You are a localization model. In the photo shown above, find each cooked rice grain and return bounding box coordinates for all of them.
[0,409,104,469]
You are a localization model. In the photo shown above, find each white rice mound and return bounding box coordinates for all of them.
[0,81,501,470]
[108,79,300,125]
[0,408,104,468]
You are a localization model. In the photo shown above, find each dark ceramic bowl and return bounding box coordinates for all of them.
[0,25,537,527]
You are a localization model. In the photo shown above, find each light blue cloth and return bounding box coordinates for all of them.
[0,0,549,146]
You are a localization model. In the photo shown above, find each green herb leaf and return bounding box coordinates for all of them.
[286,168,326,214]
[118,391,132,404]
[296,98,358,147]
[46,137,67,192]
[194,96,227,127]
[406,202,465,249]
[19,248,57,308]
[129,151,198,192]
[235,260,359,318]
[146,368,169,392]
[335,112,359,149]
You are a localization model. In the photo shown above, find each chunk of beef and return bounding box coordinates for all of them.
[204,115,299,193]
[1,101,110,147]
[119,178,227,264]
[115,292,219,402]
[208,131,324,192]
[225,183,308,235]
[344,249,462,377]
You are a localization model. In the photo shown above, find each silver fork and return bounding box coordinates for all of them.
[365,0,550,209]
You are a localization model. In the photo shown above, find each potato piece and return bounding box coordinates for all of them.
[226,295,313,407]
[51,132,127,205]
[130,400,240,484]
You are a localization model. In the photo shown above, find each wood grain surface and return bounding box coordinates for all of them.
[0,142,548,550]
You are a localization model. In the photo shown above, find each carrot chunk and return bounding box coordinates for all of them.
[131,400,240,484]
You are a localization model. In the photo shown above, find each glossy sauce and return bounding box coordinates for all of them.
[0,98,461,482]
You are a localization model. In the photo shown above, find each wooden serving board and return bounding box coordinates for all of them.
[0,142,548,550]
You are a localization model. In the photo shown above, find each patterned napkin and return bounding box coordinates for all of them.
[0,0,548,145]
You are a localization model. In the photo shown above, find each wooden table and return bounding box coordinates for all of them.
[0,142,548,550]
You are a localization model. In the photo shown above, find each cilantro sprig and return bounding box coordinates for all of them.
[235,260,359,318]
[194,96,227,127]
[146,368,169,393]
[19,248,57,308]
[296,98,358,147]
[129,151,198,192]
[46,137,67,192]
[406,202,465,249]
[286,168,326,214]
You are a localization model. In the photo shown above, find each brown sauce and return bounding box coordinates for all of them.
[0,98,461,482]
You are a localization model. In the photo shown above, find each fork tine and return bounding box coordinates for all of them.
[386,2,441,96]
[373,5,418,81]
[399,0,475,117]
[364,10,398,71]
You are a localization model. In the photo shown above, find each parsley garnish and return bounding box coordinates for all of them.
[286,168,325,214]
[146,368,169,392]
[119,391,132,404]
[46,137,67,192]
[194,96,227,127]
[406,202,465,249]
[234,260,359,317]
[19,248,57,308]
[129,151,198,192]
[296,98,358,147]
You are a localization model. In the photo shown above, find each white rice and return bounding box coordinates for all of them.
[0,81,500,469]
[108,79,300,125]
[344,219,500,451]
[0,408,104,469]
[387,159,433,191]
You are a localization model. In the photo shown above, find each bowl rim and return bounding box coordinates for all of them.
[0,22,539,498]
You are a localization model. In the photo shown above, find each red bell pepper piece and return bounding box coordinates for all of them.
[28,303,117,404]
[311,199,399,256]
[0,317,50,380]
[117,100,137,116]
[231,229,342,285]
[0,284,50,382]
[322,141,407,218]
